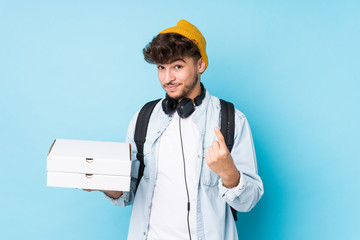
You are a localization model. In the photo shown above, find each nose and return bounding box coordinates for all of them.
[164,68,175,84]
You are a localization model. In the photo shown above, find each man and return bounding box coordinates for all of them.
[102,19,263,240]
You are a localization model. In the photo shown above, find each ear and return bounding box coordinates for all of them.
[198,58,206,74]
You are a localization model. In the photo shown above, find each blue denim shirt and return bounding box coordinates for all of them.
[107,90,264,240]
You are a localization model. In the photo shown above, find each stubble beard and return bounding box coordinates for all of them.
[173,73,199,101]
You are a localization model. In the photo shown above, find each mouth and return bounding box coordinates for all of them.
[165,84,180,91]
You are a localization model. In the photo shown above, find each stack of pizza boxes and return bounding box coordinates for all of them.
[47,139,131,191]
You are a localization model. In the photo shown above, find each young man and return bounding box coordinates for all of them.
[103,20,263,240]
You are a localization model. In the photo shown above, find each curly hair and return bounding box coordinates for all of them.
[143,33,201,65]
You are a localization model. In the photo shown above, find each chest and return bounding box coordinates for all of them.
[142,106,221,186]
[157,113,202,179]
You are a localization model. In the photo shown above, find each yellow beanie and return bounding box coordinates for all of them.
[160,19,208,71]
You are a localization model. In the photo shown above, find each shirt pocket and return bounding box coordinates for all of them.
[201,155,220,187]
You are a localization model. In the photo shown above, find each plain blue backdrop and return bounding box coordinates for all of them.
[1,0,359,239]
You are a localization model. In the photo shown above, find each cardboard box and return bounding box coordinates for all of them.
[47,139,131,191]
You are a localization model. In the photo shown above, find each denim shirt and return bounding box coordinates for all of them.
[107,90,264,240]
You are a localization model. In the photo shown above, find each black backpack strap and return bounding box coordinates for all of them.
[219,99,237,221]
[134,99,161,193]
[220,99,235,152]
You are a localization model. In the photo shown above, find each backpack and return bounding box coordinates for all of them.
[133,98,238,221]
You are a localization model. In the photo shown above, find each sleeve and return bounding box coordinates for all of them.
[104,112,140,206]
[218,110,264,212]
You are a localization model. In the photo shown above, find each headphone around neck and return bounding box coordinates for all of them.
[162,83,206,118]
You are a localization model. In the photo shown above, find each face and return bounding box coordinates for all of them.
[157,56,205,101]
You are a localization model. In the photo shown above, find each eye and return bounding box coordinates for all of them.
[157,65,164,70]
[175,65,183,70]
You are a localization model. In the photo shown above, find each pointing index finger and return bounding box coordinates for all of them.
[214,126,226,148]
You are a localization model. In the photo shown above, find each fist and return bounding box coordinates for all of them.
[205,127,240,188]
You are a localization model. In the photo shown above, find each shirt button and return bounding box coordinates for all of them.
[157,131,161,134]
[143,232,146,235]
[198,238,202,240]
[197,155,201,158]
[197,209,200,213]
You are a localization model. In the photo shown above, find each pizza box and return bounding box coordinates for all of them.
[47,139,131,191]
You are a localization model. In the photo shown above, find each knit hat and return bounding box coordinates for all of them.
[160,19,208,71]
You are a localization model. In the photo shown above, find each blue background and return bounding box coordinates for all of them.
[1,0,359,239]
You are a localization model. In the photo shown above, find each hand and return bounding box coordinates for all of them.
[103,191,123,199]
[205,127,240,188]
[82,189,123,199]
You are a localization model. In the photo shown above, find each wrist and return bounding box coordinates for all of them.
[221,171,240,188]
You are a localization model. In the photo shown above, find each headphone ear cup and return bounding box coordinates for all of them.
[162,97,178,115]
[177,98,195,118]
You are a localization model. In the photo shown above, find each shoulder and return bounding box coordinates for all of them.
[129,98,167,128]
[207,92,246,120]
[126,99,164,140]
[131,98,163,118]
